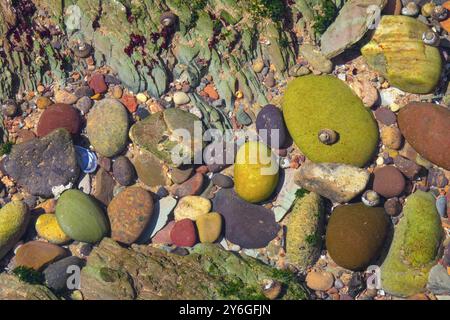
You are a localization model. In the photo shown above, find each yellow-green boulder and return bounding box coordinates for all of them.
[283,75,379,167]
[0,201,29,260]
[234,141,279,203]
[361,15,442,94]
[286,192,325,271]
[381,191,444,297]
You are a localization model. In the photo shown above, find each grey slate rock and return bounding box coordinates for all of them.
[212,188,280,249]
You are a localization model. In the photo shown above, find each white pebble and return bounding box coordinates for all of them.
[136,93,148,103]
[280,157,290,169]
[173,91,190,105]
[389,103,400,112]
[376,156,384,166]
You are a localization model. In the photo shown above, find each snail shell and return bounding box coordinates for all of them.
[160,12,177,27]
[73,43,92,58]
[318,129,338,145]
[362,190,380,207]
[262,280,282,300]
[422,31,440,46]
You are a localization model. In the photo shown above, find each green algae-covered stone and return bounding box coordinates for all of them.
[86,99,129,157]
[283,75,379,167]
[234,141,279,203]
[326,203,389,271]
[129,109,203,166]
[286,192,324,271]
[133,149,171,187]
[361,16,442,94]
[381,191,444,297]
[0,201,29,260]
[55,190,109,244]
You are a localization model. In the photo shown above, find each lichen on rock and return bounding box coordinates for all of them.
[80,238,308,300]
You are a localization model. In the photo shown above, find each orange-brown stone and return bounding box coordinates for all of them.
[15,241,67,271]
[398,102,450,170]
[107,187,154,244]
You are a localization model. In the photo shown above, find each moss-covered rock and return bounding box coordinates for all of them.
[130,109,203,166]
[0,201,29,260]
[86,99,129,157]
[282,75,379,167]
[286,192,325,271]
[381,191,444,297]
[80,238,308,300]
[55,190,109,244]
[325,203,389,271]
[361,15,442,94]
[0,273,58,300]
[234,141,279,203]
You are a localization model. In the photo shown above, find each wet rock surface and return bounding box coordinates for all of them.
[3,129,80,198]
[79,238,308,300]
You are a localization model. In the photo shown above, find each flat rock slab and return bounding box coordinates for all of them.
[295,162,370,203]
[321,0,387,58]
[79,238,307,300]
[3,128,80,198]
[212,188,280,249]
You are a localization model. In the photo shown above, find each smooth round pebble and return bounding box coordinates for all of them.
[170,165,194,184]
[253,60,264,73]
[384,197,402,216]
[170,219,197,247]
[375,107,397,125]
[55,190,109,244]
[15,241,67,271]
[174,196,211,221]
[234,141,279,203]
[36,213,71,244]
[171,172,204,198]
[112,156,136,186]
[196,212,222,243]
[75,96,93,114]
[136,93,148,103]
[107,187,154,244]
[256,104,287,147]
[381,126,402,150]
[36,103,81,137]
[89,73,108,94]
[306,271,334,291]
[173,91,190,105]
[211,174,234,188]
[373,166,405,198]
[43,256,84,292]
[36,96,52,109]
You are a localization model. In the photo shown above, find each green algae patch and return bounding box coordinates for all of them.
[80,238,309,300]
[286,192,325,271]
[381,191,444,297]
[282,75,379,167]
[361,15,442,94]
